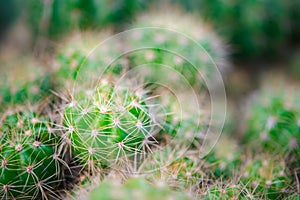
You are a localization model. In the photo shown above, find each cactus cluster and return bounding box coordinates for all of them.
[1,3,300,200]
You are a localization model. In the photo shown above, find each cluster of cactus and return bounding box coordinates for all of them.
[2,4,300,200]
[0,107,65,199]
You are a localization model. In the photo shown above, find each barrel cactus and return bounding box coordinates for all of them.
[125,7,228,89]
[89,177,190,200]
[244,87,300,155]
[63,79,162,172]
[0,107,65,199]
[239,155,292,199]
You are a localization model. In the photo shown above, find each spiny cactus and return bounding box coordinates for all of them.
[244,88,300,155]
[125,7,228,89]
[89,177,190,200]
[0,58,55,112]
[239,155,292,199]
[203,185,247,200]
[204,136,241,179]
[54,31,126,89]
[0,107,65,199]
[63,79,162,172]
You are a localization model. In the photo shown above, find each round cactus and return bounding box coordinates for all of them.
[54,31,126,89]
[239,155,292,199]
[125,7,228,89]
[203,185,246,200]
[63,80,162,172]
[244,88,300,155]
[89,177,190,200]
[204,136,241,179]
[0,107,65,199]
[0,56,56,112]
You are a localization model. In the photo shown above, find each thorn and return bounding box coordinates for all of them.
[15,144,23,152]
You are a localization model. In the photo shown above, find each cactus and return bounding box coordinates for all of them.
[0,107,65,199]
[0,57,56,112]
[244,88,300,155]
[203,185,247,200]
[204,136,241,180]
[89,177,190,200]
[63,79,162,172]
[54,31,126,89]
[125,7,228,89]
[239,155,292,199]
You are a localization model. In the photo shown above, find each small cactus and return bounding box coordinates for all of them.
[0,107,65,199]
[89,177,190,200]
[125,7,228,89]
[204,136,241,179]
[203,185,245,200]
[244,89,300,155]
[63,80,162,172]
[240,155,292,199]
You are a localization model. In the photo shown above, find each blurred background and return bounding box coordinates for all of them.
[0,0,300,135]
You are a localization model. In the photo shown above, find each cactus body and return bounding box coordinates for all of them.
[0,109,63,199]
[64,81,160,171]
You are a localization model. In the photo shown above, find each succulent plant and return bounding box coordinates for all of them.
[244,89,300,155]
[0,107,65,199]
[203,185,247,200]
[125,7,228,89]
[0,56,56,112]
[89,177,190,200]
[63,79,162,173]
[239,155,292,199]
[204,136,242,180]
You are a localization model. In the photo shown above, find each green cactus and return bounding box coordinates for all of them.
[0,57,56,112]
[0,107,65,199]
[63,80,162,172]
[89,177,190,200]
[244,90,300,155]
[203,185,248,200]
[54,31,126,89]
[204,136,241,179]
[239,155,292,199]
[125,8,228,89]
